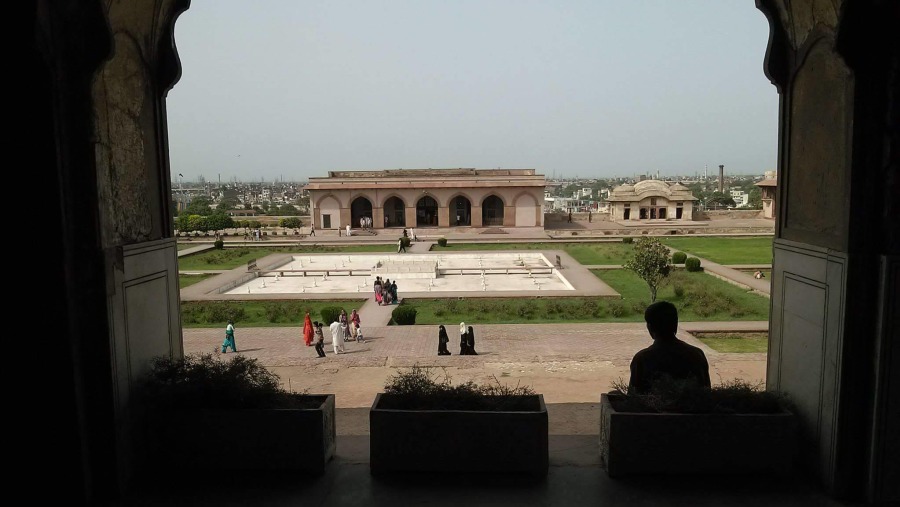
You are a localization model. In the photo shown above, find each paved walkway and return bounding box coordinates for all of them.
[187,321,769,409]
[357,297,396,327]
[407,240,434,253]
[177,244,215,257]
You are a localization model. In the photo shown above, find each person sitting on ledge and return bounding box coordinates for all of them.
[628,301,711,394]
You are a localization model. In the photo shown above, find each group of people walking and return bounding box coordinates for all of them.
[437,322,477,355]
[302,309,364,358]
[374,277,399,305]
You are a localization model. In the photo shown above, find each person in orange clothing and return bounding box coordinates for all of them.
[302,312,314,346]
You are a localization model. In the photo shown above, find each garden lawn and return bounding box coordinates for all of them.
[177,243,198,251]
[179,274,215,288]
[403,269,768,325]
[431,242,634,265]
[177,244,396,270]
[662,237,773,265]
[181,300,362,328]
[591,269,770,321]
[695,333,769,353]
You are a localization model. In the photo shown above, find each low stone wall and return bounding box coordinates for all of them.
[544,212,610,223]
[694,210,764,220]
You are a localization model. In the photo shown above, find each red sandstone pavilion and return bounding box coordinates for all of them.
[304,168,546,230]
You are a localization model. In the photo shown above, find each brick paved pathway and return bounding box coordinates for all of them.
[185,321,767,368]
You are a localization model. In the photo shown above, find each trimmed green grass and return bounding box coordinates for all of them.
[181,300,362,328]
[696,333,769,353]
[177,244,396,270]
[662,237,773,265]
[591,269,770,321]
[179,274,215,288]
[177,244,198,251]
[432,242,635,265]
[403,270,769,325]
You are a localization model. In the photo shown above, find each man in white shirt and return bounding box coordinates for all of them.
[329,320,345,354]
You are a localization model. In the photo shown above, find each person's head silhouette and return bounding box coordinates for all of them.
[644,301,678,340]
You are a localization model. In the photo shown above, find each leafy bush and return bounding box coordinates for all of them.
[320,306,345,325]
[437,237,448,247]
[608,301,627,317]
[392,305,418,325]
[672,252,687,264]
[140,353,320,410]
[400,236,411,248]
[622,237,634,244]
[673,284,685,298]
[608,376,787,414]
[380,365,537,411]
[279,217,302,229]
[685,257,702,272]
[213,239,224,250]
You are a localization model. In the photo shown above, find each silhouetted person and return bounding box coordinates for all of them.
[467,325,478,355]
[437,325,451,355]
[628,301,710,394]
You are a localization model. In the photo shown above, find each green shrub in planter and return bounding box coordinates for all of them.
[672,252,687,264]
[685,257,702,272]
[437,238,448,247]
[392,305,417,325]
[400,236,411,248]
[320,306,345,325]
[213,239,224,250]
[622,237,634,244]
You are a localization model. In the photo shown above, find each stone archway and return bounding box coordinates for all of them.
[449,195,472,226]
[350,196,372,228]
[482,195,504,226]
[416,195,438,227]
[383,196,405,227]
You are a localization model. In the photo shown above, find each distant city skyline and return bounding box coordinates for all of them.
[168,1,777,182]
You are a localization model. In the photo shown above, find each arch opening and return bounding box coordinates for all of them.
[482,195,504,226]
[383,196,406,227]
[351,196,373,229]
[450,196,471,226]
[416,195,438,227]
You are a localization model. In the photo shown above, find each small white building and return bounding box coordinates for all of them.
[731,189,750,207]
[607,179,696,221]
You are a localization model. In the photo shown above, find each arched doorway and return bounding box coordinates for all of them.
[383,196,405,227]
[416,195,438,227]
[450,196,471,226]
[482,195,504,226]
[350,196,372,229]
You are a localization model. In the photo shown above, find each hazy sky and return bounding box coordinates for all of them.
[167,1,777,182]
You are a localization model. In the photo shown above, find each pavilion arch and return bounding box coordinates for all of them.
[481,194,505,226]
[446,192,474,226]
[415,194,439,227]
[513,191,538,227]
[315,192,344,209]
[350,196,373,228]
[317,195,341,229]
[381,195,406,227]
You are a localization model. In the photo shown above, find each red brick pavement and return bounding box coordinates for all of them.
[184,321,766,368]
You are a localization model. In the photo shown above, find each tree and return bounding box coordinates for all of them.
[279,217,302,228]
[623,237,671,303]
[277,204,300,216]
[747,187,762,209]
[205,212,234,231]
[183,197,213,216]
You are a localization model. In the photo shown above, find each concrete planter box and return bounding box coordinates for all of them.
[150,394,335,473]
[370,393,548,476]
[599,393,796,477]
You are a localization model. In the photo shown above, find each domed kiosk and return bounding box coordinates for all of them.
[607,179,696,221]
